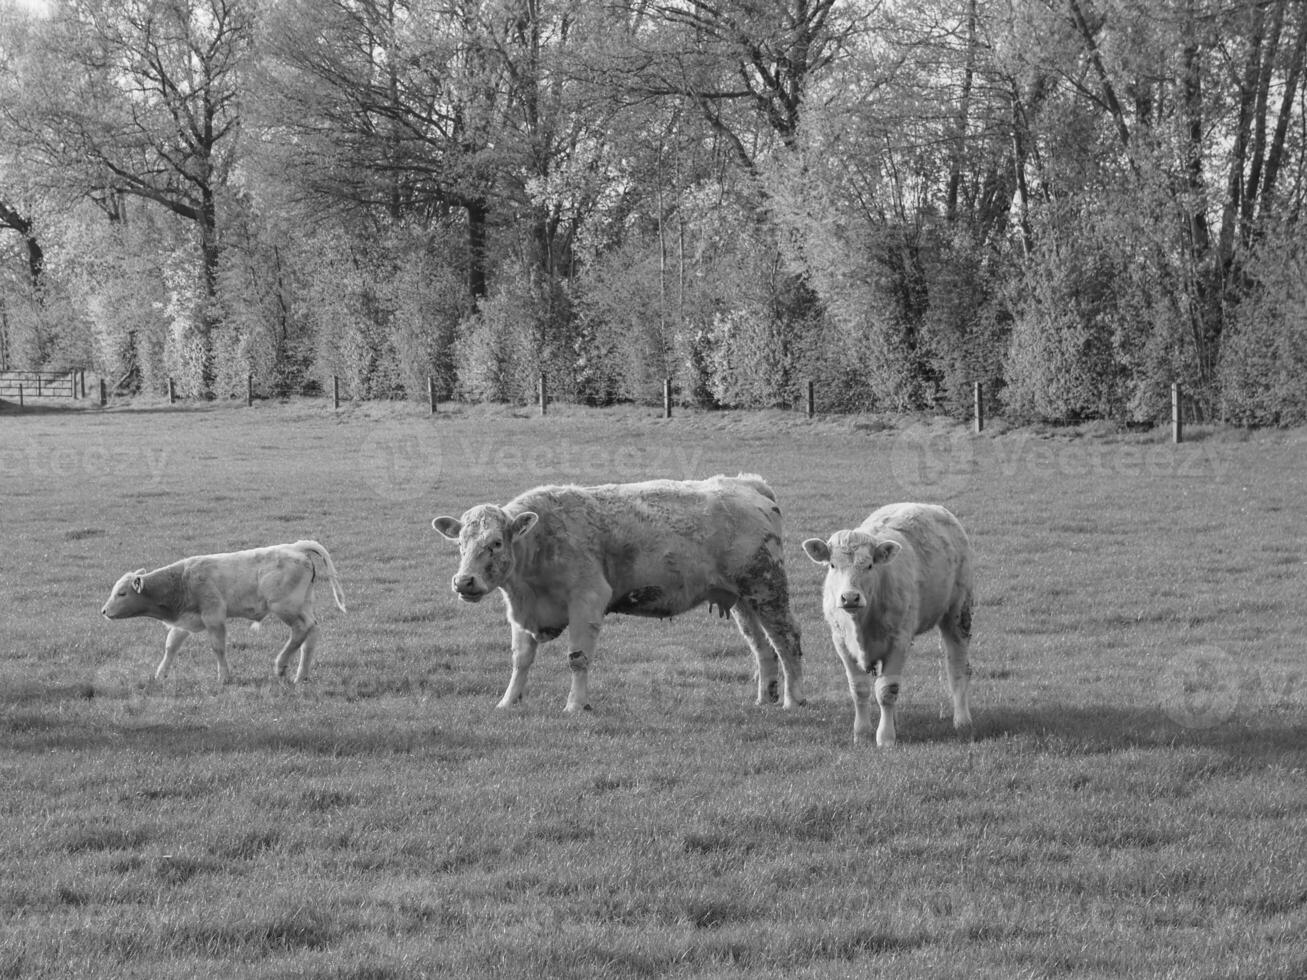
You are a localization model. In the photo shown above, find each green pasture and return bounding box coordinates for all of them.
[1,399,1305,979]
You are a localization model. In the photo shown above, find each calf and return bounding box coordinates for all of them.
[432,474,805,712]
[101,540,346,684]
[803,503,973,746]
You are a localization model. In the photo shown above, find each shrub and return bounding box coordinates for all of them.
[1219,225,1307,425]
[1002,238,1125,422]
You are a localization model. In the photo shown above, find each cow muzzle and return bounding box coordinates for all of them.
[838,591,864,612]
[452,575,487,602]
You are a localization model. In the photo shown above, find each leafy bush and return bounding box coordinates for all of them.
[1002,236,1126,422]
[574,236,676,405]
[1220,225,1307,425]
[919,232,1010,418]
[455,263,549,404]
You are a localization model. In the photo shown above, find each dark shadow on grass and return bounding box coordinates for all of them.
[53,721,498,759]
[0,400,97,416]
[964,704,1307,762]
[0,688,500,758]
[815,700,1307,764]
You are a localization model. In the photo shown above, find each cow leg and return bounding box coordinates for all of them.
[939,602,974,737]
[272,613,314,682]
[874,644,909,747]
[563,595,607,713]
[293,623,319,683]
[204,621,233,685]
[497,623,538,708]
[832,633,876,744]
[155,627,189,681]
[750,599,805,709]
[731,602,780,705]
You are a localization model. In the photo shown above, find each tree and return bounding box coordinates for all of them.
[0,198,43,288]
[0,3,47,293]
[1024,0,1307,412]
[10,0,253,392]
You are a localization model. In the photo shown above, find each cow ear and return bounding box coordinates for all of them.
[872,540,901,565]
[802,538,831,564]
[510,512,539,539]
[432,517,463,540]
[131,574,145,594]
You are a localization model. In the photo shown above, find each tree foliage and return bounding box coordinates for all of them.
[0,0,1304,422]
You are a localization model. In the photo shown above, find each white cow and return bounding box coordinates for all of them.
[101,540,346,684]
[803,503,974,746]
[432,474,805,712]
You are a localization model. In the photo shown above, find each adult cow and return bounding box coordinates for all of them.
[432,474,805,713]
[803,503,974,746]
[101,540,346,684]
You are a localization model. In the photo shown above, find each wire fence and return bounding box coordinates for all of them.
[4,369,1199,444]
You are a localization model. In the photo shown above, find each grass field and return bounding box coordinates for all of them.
[2,397,1306,979]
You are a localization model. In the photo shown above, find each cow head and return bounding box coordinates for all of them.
[431,505,540,602]
[100,568,154,619]
[802,530,901,614]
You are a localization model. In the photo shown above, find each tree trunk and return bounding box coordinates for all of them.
[466,199,488,304]
[1258,2,1307,223]
[0,200,44,292]
[199,184,220,395]
[946,0,978,223]
[1181,17,1219,395]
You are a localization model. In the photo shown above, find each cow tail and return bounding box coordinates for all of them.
[295,540,347,613]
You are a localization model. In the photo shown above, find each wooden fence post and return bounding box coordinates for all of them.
[1172,383,1183,444]
[663,377,672,418]
[806,380,815,419]
[168,378,176,404]
[429,376,437,414]
[17,383,23,408]
[247,373,253,407]
[974,381,984,434]
[333,376,340,410]
[99,378,107,407]
[538,373,548,416]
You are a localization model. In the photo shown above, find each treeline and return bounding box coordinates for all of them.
[0,0,1304,424]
